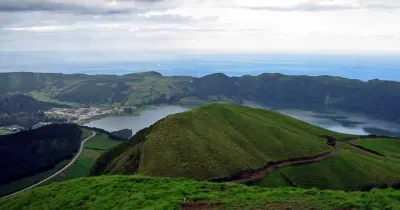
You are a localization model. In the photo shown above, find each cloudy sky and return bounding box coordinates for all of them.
[1,0,400,52]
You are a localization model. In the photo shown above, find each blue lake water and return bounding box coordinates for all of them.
[84,106,190,134]
[1,51,400,81]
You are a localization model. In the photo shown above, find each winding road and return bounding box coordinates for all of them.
[2,131,96,198]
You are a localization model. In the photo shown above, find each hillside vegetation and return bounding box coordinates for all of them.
[0,124,82,185]
[0,94,69,114]
[256,140,400,190]
[45,129,124,184]
[0,127,125,196]
[0,94,69,127]
[0,71,193,106]
[1,176,400,210]
[1,71,399,124]
[90,103,348,180]
[353,138,400,159]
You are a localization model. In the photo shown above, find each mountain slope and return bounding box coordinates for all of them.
[1,176,399,210]
[193,73,400,123]
[256,141,400,190]
[0,94,69,127]
[0,94,69,114]
[90,103,348,180]
[0,124,82,185]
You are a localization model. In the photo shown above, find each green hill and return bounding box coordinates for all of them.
[0,94,69,127]
[256,140,400,190]
[1,176,399,210]
[352,138,400,159]
[90,103,348,180]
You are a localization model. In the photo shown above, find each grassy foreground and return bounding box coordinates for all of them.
[1,176,399,210]
[92,103,350,180]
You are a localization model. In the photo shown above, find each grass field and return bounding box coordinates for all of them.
[29,90,78,106]
[0,130,12,135]
[92,103,352,180]
[44,131,123,184]
[2,176,400,210]
[353,138,400,159]
[116,73,193,106]
[80,128,93,140]
[178,96,209,106]
[256,142,400,190]
[84,133,122,150]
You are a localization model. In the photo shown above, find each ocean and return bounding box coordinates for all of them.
[1,51,399,81]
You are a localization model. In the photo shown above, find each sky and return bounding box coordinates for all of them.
[1,0,400,53]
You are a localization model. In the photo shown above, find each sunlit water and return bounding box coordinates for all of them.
[85,102,400,137]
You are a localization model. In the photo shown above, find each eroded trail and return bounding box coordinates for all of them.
[211,147,339,184]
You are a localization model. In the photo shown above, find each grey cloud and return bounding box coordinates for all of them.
[133,27,263,33]
[242,2,354,12]
[138,14,195,23]
[366,3,400,10]
[108,0,165,2]
[0,0,134,15]
[241,0,400,12]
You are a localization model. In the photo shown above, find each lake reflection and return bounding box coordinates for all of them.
[84,106,189,134]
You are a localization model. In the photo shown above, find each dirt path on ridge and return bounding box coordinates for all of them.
[212,147,339,184]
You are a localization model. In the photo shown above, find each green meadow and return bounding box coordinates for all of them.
[256,142,400,190]
[2,176,400,210]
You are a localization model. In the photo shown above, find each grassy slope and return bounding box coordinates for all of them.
[94,103,350,180]
[353,138,400,159]
[84,133,122,149]
[0,160,70,196]
[1,176,400,210]
[0,128,91,196]
[0,128,124,196]
[257,142,400,190]
[123,74,192,105]
[0,130,12,135]
[45,131,123,183]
